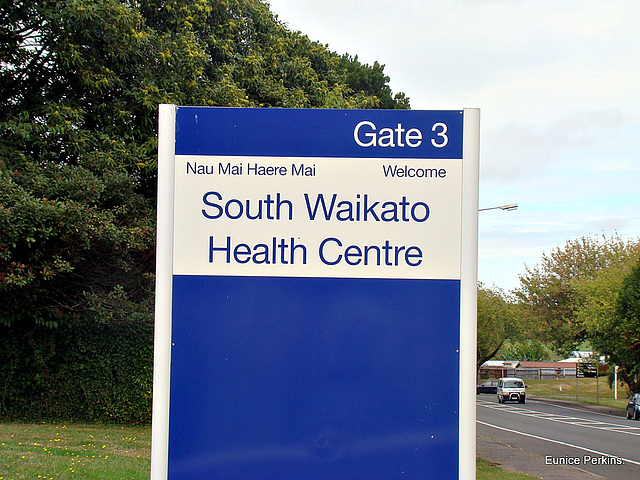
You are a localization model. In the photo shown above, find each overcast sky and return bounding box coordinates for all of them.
[267,0,640,291]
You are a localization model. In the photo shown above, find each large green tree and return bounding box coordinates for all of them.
[574,256,640,393]
[0,0,408,328]
[0,0,408,421]
[516,235,640,354]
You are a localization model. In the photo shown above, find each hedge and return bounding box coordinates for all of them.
[0,316,153,424]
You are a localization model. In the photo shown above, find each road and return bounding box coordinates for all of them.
[477,395,640,479]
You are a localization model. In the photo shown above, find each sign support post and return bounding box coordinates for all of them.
[151,104,177,480]
[459,108,480,479]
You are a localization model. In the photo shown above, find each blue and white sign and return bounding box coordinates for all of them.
[152,106,479,479]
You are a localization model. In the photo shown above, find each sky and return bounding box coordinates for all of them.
[267,0,640,291]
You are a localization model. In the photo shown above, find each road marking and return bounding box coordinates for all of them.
[477,400,640,436]
[528,399,630,420]
[477,420,640,467]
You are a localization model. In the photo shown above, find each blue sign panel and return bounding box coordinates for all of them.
[153,106,478,480]
[169,276,459,479]
[175,107,463,159]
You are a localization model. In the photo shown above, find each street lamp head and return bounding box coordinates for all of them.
[478,203,518,212]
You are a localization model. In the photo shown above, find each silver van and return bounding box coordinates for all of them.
[497,377,526,404]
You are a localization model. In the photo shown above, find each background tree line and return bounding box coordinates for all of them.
[478,234,640,395]
[0,0,408,423]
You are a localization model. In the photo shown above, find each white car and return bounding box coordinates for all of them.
[497,377,526,404]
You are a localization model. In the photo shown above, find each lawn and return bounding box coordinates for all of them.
[525,377,629,409]
[0,423,150,480]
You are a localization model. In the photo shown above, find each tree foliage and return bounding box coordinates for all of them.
[477,283,520,368]
[516,234,640,393]
[516,235,640,354]
[0,0,408,329]
[496,339,554,362]
[0,0,408,421]
[588,259,640,393]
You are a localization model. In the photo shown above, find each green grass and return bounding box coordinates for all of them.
[0,423,150,480]
[525,377,629,409]
[476,457,540,479]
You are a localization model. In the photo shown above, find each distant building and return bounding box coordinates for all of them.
[479,360,577,379]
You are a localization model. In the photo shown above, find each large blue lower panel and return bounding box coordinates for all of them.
[168,276,460,479]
